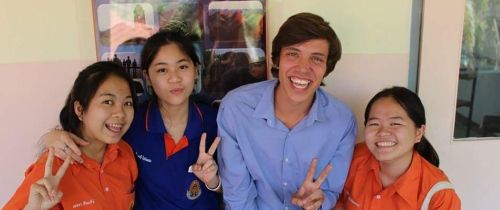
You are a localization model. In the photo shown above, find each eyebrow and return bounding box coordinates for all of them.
[367,116,404,121]
[283,47,327,57]
[98,93,133,99]
[153,58,191,66]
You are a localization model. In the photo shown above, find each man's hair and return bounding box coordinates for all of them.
[271,12,342,78]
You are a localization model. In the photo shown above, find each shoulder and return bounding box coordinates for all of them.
[350,143,373,170]
[317,87,355,119]
[419,153,451,184]
[117,140,135,158]
[221,80,274,107]
[194,101,218,121]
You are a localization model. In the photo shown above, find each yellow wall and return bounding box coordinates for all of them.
[0,0,95,64]
[267,0,412,54]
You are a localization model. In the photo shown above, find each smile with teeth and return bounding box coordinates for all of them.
[106,123,123,133]
[376,141,396,147]
[290,77,311,89]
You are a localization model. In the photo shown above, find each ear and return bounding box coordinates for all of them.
[194,65,199,80]
[415,124,426,143]
[74,101,84,121]
[143,69,152,85]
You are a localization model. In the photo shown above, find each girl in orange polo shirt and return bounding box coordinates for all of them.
[335,86,461,210]
[4,61,138,210]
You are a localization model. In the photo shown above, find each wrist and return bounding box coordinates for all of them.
[205,175,221,191]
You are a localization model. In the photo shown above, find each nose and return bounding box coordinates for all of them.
[112,104,126,118]
[297,56,311,72]
[376,126,391,136]
[167,69,181,83]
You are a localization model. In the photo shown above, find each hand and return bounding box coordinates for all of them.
[191,133,221,189]
[41,129,88,163]
[25,147,72,210]
[291,159,333,210]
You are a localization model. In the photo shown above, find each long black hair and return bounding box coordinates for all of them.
[364,86,440,167]
[59,61,136,137]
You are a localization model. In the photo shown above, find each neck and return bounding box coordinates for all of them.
[79,136,107,164]
[378,152,414,187]
[274,86,314,129]
[159,100,189,142]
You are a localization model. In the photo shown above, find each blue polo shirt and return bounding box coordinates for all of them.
[125,99,220,210]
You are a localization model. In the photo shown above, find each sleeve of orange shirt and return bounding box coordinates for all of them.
[428,188,461,210]
[3,153,63,210]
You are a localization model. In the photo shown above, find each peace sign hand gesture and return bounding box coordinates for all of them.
[291,159,333,210]
[191,133,221,191]
[25,147,72,210]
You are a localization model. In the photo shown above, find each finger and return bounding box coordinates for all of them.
[201,159,216,171]
[207,137,220,156]
[31,183,50,201]
[67,150,84,164]
[302,189,324,208]
[199,133,207,154]
[314,164,333,186]
[39,178,55,201]
[53,191,63,203]
[55,156,72,178]
[291,195,304,207]
[202,163,217,174]
[45,147,55,177]
[304,159,318,183]
[69,132,89,148]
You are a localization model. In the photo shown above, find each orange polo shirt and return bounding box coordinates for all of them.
[4,140,138,210]
[335,143,460,210]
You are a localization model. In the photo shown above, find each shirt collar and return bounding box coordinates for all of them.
[366,151,422,209]
[144,99,203,140]
[253,80,327,128]
[71,143,122,174]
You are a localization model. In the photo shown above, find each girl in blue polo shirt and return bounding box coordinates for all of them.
[41,26,222,210]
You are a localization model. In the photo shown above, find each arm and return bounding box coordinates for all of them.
[321,116,357,209]
[428,189,461,210]
[4,148,70,210]
[39,129,88,163]
[217,103,258,209]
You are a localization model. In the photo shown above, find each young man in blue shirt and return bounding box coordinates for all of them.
[217,12,357,210]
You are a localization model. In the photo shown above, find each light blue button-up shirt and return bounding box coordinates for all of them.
[217,80,357,210]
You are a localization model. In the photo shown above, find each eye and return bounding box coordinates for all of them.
[285,51,299,59]
[390,122,402,126]
[156,68,166,73]
[311,56,325,65]
[102,100,113,105]
[124,101,134,107]
[366,122,379,127]
[178,64,190,71]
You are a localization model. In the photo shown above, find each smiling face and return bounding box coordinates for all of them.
[76,75,134,145]
[275,39,328,106]
[364,97,425,165]
[146,43,198,108]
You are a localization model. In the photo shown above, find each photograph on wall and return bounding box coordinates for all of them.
[92,0,267,104]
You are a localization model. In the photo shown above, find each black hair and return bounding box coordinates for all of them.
[364,86,440,167]
[141,23,200,73]
[59,61,136,137]
[271,12,342,79]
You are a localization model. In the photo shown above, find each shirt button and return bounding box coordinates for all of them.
[100,169,104,174]
[284,158,289,163]
[104,187,109,192]
[285,206,289,210]
[283,182,288,186]
[375,194,381,199]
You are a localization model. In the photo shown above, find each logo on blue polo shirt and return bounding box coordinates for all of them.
[135,152,152,163]
[186,180,202,200]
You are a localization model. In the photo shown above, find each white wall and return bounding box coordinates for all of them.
[419,0,500,209]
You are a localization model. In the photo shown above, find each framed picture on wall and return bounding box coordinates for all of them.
[91,0,267,104]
